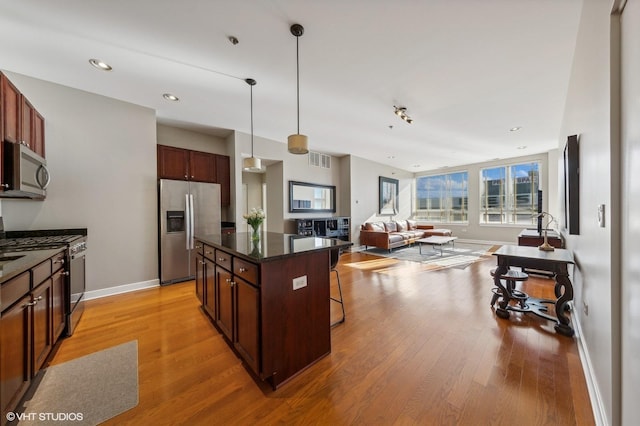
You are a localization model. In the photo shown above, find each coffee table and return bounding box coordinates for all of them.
[416,236,458,256]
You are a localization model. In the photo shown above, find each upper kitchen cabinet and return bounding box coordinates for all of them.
[189,150,217,183]
[157,145,190,180]
[215,154,230,206]
[1,73,21,144]
[21,98,46,158]
[1,72,46,157]
[157,144,230,206]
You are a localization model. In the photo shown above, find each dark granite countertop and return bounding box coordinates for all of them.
[195,232,352,263]
[0,247,66,284]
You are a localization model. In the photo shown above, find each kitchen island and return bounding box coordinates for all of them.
[194,232,352,389]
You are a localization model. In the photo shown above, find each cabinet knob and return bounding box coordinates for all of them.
[199,260,206,265]
[218,257,226,262]
[61,271,70,276]
[0,183,9,189]
[195,245,202,249]
[54,259,65,264]
[239,267,247,273]
[184,174,188,179]
[230,281,235,287]
[205,250,213,255]
[23,301,37,308]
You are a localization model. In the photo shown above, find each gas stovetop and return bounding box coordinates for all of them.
[0,234,84,251]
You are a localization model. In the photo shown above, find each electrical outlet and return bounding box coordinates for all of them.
[293,275,307,290]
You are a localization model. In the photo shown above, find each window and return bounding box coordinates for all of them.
[415,172,468,222]
[480,162,540,225]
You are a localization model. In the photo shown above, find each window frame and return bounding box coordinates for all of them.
[479,161,541,226]
[414,171,469,224]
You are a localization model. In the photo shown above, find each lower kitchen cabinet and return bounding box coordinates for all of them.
[0,279,31,422]
[194,235,347,389]
[0,250,69,423]
[31,279,53,374]
[215,266,234,341]
[234,277,260,374]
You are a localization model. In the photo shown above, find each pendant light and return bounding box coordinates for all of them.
[287,23,309,155]
[243,78,262,171]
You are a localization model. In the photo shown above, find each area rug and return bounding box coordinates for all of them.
[17,340,139,426]
[357,242,499,272]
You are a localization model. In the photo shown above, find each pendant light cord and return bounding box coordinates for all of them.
[250,83,254,156]
[296,34,300,134]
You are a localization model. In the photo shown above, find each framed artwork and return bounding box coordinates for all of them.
[379,176,399,215]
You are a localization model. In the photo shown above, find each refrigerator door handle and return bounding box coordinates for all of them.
[185,193,191,250]
[189,193,195,250]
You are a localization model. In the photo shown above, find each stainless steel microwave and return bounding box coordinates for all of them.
[2,141,50,199]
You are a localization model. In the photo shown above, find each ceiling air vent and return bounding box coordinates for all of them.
[309,151,331,169]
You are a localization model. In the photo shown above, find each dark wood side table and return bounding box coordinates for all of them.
[492,245,575,337]
[518,228,563,248]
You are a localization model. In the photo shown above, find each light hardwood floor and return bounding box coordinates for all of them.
[49,250,594,425]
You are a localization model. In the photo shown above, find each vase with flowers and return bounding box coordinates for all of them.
[244,207,265,241]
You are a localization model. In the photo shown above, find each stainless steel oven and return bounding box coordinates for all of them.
[0,230,88,336]
[67,237,87,335]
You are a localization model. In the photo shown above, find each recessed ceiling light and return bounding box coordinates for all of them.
[517,145,527,150]
[163,93,179,102]
[412,164,421,168]
[89,59,112,71]
[510,126,522,132]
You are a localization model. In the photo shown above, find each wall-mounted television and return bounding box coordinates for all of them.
[564,134,580,235]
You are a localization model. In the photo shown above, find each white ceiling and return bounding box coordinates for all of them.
[0,0,582,172]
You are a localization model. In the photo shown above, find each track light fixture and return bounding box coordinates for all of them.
[243,78,262,171]
[287,23,309,155]
[394,106,413,124]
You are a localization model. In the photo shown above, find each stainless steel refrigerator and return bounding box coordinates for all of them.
[159,179,221,284]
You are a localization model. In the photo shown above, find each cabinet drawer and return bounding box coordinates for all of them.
[194,240,204,256]
[202,243,214,260]
[214,249,232,271]
[32,259,52,287]
[51,251,66,273]
[1,271,30,312]
[234,258,258,286]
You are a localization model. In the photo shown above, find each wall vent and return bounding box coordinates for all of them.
[309,151,331,169]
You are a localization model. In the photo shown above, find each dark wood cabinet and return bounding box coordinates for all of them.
[234,277,260,374]
[215,154,230,206]
[1,250,68,421]
[1,74,20,144]
[195,253,205,305]
[1,73,46,157]
[189,150,217,183]
[0,274,31,421]
[195,235,340,389]
[157,144,230,206]
[157,145,189,180]
[31,279,53,374]
[215,266,234,341]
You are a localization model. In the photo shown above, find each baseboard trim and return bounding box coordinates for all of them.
[84,279,160,301]
[572,310,608,426]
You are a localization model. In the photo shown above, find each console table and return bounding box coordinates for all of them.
[492,245,575,336]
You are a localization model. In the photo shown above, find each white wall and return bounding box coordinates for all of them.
[348,155,414,244]
[620,0,640,424]
[347,152,553,245]
[1,71,158,293]
[558,0,616,424]
[156,124,228,155]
